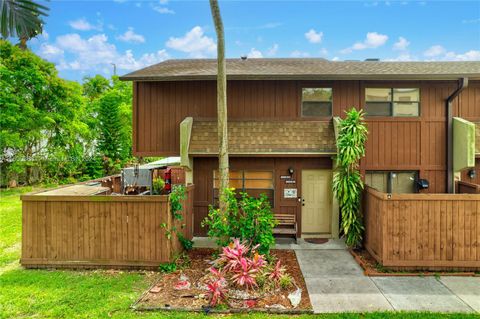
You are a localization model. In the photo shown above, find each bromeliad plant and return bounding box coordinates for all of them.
[333,108,368,248]
[204,239,287,307]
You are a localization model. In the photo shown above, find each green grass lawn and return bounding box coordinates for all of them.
[0,188,478,319]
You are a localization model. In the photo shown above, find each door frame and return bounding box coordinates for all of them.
[300,169,339,239]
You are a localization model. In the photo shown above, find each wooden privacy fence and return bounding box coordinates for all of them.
[21,185,194,269]
[363,186,480,270]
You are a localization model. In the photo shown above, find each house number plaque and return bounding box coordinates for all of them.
[284,188,297,198]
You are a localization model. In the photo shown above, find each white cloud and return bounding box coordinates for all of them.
[69,18,102,31]
[38,43,64,60]
[247,48,263,58]
[341,32,388,53]
[305,29,323,44]
[166,26,216,58]
[393,36,410,51]
[37,33,169,73]
[424,45,446,57]
[290,50,310,58]
[319,48,328,56]
[331,56,340,61]
[443,50,480,61]
[153,6,175,14]
[117,27,145,44]
[267,43,279,56]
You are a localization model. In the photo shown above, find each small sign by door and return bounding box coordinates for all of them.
[284,188,297,198]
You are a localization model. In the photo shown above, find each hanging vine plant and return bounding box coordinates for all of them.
[333,108,368,248]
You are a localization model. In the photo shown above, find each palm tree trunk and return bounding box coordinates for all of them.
[19,37,28,50]
[209,0,229,215]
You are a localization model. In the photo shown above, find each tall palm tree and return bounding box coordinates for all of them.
[209,0,229,215]
[0,0,49,49]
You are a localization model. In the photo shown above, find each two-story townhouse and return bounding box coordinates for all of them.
[120,58,480,238]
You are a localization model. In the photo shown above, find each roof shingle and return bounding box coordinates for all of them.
[189,120,336,155]
[120,58,480,81]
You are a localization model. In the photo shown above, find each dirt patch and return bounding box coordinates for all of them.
[134,248,311,312]
[351,249,478,277]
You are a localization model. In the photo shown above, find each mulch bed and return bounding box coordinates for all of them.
[133,248,312,313]
[350,249,479,277]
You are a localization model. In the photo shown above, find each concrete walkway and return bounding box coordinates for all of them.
[292,240,480,313]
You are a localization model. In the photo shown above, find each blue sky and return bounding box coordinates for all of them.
[29,0,480,81]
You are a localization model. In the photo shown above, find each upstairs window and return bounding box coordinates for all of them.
[365,88,420,117]
[302,88,332,117]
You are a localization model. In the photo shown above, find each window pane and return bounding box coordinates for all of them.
[302,88,332,102]
[244,171,273,179]
[365,172,388,192]
[365,102,391,116]
[302,101,332,117]
[391,172,416,194]
[213,170,242,179]
[244,189,274,206]
[213,179,243,189]
[365,88,391,102]
[244,179,273,189]
[393,88,419,102]
[393,102,419,117]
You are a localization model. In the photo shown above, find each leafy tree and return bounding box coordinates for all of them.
[0,40,90,184]
[333,108,368,248]
[95,77,132,174]
[83,75,111,101]
[0,0,49,49]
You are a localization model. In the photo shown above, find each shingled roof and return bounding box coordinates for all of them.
[120,58,480,81]
[189,120,336,155]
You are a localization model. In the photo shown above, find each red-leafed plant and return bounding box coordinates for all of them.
[205,239,291,307]
[268,260,286,281]
[205,267,228,307]
[231,257,258,289]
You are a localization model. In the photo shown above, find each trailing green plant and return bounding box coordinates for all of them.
[202,188,277,255]
[333,108,368,248]
[178,233,194,251]
[170,184,187,220]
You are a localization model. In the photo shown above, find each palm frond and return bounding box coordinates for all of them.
[0,0,49,40]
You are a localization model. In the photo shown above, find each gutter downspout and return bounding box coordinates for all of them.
[446,77,468,193]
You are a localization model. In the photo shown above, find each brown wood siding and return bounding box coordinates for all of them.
[363,186,480,271]
[193,157,332,236]
[133,80,480,193]
[20,185,194,269]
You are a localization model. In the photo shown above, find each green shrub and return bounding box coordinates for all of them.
[202,188,277,255]
[279,274,293,289]
[178,233,194,251]
[158,262,177,273]
[333,108,368,248]
[152,177,165,195]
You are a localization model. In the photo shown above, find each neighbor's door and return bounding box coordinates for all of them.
[301,169,332,234]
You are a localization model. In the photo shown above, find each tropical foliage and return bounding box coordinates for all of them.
[202,188,277,255]
[333,108,368,248]
[0,40,133,186]
[0,0,49,49]
[205,239,288,307]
